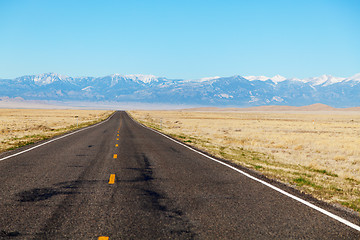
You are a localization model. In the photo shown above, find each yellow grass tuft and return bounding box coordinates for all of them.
[334,155,346,161]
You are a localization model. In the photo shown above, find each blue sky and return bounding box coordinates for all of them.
[0,0,359,79]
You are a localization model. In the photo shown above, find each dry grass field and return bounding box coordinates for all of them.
[130,110,360,214]
[0,109,113,153]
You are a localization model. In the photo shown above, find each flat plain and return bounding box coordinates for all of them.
[0,109,113,153]
[130,110,360,214]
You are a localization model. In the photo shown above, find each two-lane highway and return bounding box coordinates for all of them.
[0,111,359,239]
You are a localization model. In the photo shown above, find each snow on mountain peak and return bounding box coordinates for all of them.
[304,74,346,86]
[244,75,287,83]
[198,76,221,82]
[108,73,160,85]
[125,74,159,83]
[348,73,360,81]
[33,73,69,85]
[271,74,286,83]
[243,76,270,81]
[111,73,122,77]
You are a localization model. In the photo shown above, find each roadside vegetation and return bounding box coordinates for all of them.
[129,110,360,214]
[0,109,114,153]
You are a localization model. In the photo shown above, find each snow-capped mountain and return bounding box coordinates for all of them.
[347,73,360,81]
[0,72,359,107]
[244,75,287,83]
[108,74,164,84]
[15,73,71,86]
[302,75,346,86]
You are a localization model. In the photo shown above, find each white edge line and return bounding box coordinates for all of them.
[127,112,360,232]
[0,112,116,162]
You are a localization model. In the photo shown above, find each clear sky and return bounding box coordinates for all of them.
[0,0,359,79]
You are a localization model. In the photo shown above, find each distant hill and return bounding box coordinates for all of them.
[1,73,360,108]
[184,103,360,112]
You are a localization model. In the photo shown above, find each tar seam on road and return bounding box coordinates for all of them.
[0,112,116,162]
[126,112,360,232]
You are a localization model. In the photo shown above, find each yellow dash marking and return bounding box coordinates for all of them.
[117,134,119,136]
[115,144,118,147]
[98,236,109,240]
[108,174,115,184]
[113,154,117,159]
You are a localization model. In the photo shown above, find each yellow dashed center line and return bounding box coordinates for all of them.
[98,127,122,238]
[108,174,115,184]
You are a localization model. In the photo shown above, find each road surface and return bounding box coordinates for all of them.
[0,111,359,239]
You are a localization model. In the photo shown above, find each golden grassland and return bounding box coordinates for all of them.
[129,110,360,214]
[0,109,114,153]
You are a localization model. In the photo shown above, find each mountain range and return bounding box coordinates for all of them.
[1,73,360,107]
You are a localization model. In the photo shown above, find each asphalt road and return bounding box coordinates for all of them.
[0,111,359,239]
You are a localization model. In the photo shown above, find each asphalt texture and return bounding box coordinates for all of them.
[0,111,359,239]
